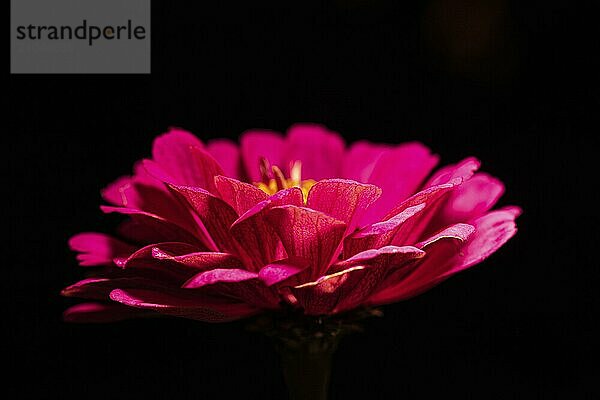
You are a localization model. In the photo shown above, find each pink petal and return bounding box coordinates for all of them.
[258,259,310,286]
[61,277,159,300]
[282,124,345,180]
[110,288,259,322]
[358,142,440,226]
[146,144,225,194]
[383,156,481,220]
[182,269,281,310]
[183,269,258,288]
[206,139,241,179]
[240,130,285,182]
[424,157,480,188]
[214,175,269,216]
[291,246,425,314]
[165,184,241,254]
[265,205,347,279]
[342,141,391,183]
[118,242,200,268]
[230,188,304,270]
[101,206,204,246]
[343,204,426,257]
[63,302,151,323]
[151,248,243,270]
[150,128,228,190]
[102,162,201,234]
[69,233,135,267]
[438,173,505,225]
[368,223,476,305]
[116,242,205,281]
[448,207,521,273]
[306,179,382,234]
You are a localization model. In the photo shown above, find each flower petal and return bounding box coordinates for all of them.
[61,277,159,300]
[306,179,382,234]
[146,144,225,194]
[150,128,231,191]
[448,206,521,273]
[110,288,259,322]
[358,142,440,225]
[230,188,304,270]
[368,223,477,305]
[258,259,310,287]
[437,172,505,225]
[101,206,205,246]
[182,269,280,309]
[69,233,135,267]
[344,204,426,257]
[101,162,194,231]
[265,205,347,279]
[151,248,243,270]
[63,302,151,323]
[342,141,391,183]
[206,139,241,179]
[282,124,345,180]
[291,246,425,314]
[424,157,480,188]
[165,184,241,254]
[240,130,285,182]
[214,175,269,216]
[183,269,258,288]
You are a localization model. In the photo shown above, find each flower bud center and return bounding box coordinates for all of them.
[255,158,315,201]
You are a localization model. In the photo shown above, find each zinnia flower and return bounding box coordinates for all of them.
[62,124,520,323]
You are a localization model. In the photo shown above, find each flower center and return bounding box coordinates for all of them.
[255,158,315,201]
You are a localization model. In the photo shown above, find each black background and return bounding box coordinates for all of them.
[7,1,598,398]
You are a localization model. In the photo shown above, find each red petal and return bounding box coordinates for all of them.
[265,205,347,279]
[291,246,425,314]
[230,188,304,270]
[214,175,269,216]
[306,179,381,234]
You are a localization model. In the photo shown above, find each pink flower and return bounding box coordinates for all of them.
[62,124,520,323]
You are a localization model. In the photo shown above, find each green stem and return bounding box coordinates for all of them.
[277,336,337,400]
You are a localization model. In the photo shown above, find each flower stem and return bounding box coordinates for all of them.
[277,335,337,400]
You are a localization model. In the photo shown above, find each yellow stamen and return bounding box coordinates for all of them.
[255,160,315,202]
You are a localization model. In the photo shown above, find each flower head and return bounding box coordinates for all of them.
[62,124,520,322]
